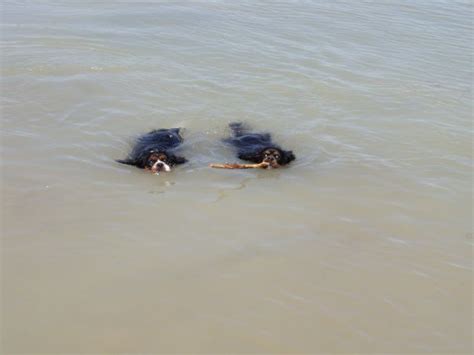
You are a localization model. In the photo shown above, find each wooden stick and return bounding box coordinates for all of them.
[209,162,270,169]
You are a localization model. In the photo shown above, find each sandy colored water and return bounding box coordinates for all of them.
[1,1,472,353]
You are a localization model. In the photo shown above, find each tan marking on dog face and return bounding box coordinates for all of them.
[157,153,168,162]
[262,148,282,168]
[147,152,168,166]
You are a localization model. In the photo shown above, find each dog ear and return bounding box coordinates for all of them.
[172,155,187,165]
[280,150,295,165]
[116,158,136,166]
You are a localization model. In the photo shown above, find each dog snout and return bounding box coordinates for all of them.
[263,156,280,168]
[152,160,171,173]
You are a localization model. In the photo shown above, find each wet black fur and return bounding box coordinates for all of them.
[117,128,187,169]
[223,122,295,165]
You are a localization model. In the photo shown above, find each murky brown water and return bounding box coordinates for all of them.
[1,1,472,353]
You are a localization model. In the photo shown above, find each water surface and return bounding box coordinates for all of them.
[1,0,472,353]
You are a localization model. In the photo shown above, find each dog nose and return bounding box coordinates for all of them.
[157,162,164,167]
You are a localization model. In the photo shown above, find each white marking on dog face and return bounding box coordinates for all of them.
[152,159,171,173]
[161,160,171,172]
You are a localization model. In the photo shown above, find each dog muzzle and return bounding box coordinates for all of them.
[151,160,171,174]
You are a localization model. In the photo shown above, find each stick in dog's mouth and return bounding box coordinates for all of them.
[209,162,270,169]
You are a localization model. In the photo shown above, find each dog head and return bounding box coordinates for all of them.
[145,151,187,173]
[261,148,295,168]
[146,152,171,173]
[117,150,187,173]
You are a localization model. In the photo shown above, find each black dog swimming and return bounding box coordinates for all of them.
[223,122,295,168]
[117,128,187,173]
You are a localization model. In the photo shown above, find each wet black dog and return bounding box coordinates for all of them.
[223,122,295,168]
[117,128,187,173]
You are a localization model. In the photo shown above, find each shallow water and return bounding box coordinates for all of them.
[1,1,472,353]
